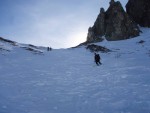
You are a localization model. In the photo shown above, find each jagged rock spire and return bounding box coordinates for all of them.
[109,0,115,5]
[86,0,140,43]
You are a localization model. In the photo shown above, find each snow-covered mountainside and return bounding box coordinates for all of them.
[0,37,45,55]
[0,28,150,113]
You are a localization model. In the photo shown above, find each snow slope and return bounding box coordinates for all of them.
[0,28,150,113]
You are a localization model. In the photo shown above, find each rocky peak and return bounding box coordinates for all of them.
[109,0,115,6]
[86,0,140,43]
[126,0,150,27]
[86,8,105,43]
[105,1,140,41]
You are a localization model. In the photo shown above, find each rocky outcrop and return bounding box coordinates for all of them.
[86,8,105,43]
[0,37,17,45]
[86,27,104,43]
[126,0,150,27]
[105,0,140,41]
[86,44,111,53]
[86,0,140,42]
[92,8,106,37]
[0,37,44,55]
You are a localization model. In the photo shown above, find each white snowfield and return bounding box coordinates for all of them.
[0,28,150,113]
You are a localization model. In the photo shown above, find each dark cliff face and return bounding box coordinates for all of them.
[126,0,150,27]
[92,8,106,37]
[86,8,105,43]
[104,1,140,41]
[86,0,140,43]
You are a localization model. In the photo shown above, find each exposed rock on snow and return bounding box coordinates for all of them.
[86,44,111,53]
[0,47,10,52]
[137,40,145,44]
[21,46,43,54]
[0,37,44,55]
[0,37,17,46]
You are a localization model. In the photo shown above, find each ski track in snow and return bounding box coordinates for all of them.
[0,28,150,113]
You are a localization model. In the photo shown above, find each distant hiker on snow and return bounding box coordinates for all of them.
[94,53,102,65]
[47,47,52,51]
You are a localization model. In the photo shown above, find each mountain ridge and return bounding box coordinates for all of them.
[86,0,140,43]
[0,37,46,55]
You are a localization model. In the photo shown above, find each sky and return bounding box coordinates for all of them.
[0,0,128,49]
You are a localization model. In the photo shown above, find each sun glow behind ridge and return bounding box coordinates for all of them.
[0,0,128,49]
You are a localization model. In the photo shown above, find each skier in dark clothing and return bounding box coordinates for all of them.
[94,53,102,66]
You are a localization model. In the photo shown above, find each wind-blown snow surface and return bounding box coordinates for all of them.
[0,28,150,113]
